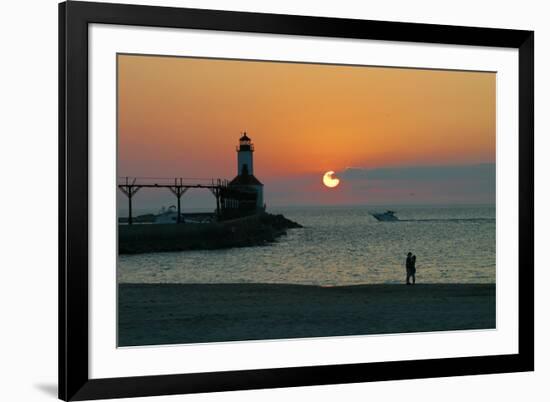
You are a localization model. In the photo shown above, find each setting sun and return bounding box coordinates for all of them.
[323,171,340,188]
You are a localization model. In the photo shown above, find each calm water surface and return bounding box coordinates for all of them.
[118,205,496,285]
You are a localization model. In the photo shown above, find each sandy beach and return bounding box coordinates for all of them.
[118,283,495,346]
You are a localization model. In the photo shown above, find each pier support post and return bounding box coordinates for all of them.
[168,179,189,224]
[210,185,222,219]
[215,189,221,218]
[128,195,132,225]
[118,177,141,225]
[177,194,181,224]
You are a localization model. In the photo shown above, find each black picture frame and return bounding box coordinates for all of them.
[59,1,534,400]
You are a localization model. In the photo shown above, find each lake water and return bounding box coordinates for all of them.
[117,205,496,285]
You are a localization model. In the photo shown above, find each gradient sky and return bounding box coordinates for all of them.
[118,54,496,211]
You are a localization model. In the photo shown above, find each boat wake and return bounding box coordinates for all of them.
[397,218,495,223]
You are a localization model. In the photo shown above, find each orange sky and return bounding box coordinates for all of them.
[118,54,495,179]
[117,54,495,208]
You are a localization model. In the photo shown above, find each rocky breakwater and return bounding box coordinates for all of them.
[118,212,302,254]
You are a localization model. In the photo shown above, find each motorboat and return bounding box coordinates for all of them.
[371,210,399,222]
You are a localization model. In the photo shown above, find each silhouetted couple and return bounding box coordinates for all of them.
[406,252,416,285]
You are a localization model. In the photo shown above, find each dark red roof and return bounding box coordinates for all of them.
[229,174,263,186]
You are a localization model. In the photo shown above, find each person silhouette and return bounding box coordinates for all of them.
[405,252,413,285]
[410,255,417,285]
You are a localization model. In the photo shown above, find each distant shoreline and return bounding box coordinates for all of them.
[118,283,496,347]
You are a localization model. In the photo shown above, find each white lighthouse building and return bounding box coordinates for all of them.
[237,132,254,176]
[228,132,264,210]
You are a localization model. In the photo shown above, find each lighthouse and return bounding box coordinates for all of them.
[237,132,254,175]
[227,132,264,211]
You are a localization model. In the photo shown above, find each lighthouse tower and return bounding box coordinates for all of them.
[237,132,254,175]
[228,132,264,211]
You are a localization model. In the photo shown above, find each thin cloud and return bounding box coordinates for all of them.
[339,163,495,182]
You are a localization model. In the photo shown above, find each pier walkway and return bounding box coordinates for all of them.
[118,177,229,224]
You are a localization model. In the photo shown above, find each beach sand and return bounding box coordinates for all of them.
[118,283,495,347]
